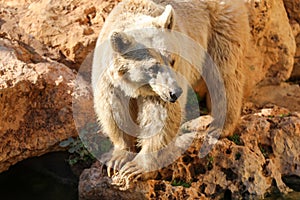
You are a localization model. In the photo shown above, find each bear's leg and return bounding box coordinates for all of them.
[203,65,244,138]
[115,98,182,189]
[220,72,244,138]
[95,86,138,177]
[205,0,248,138]
[204,64,244,138]
[98,116,137,176]
[104,143,136,177]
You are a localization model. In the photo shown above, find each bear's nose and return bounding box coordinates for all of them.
[169,88,183,103]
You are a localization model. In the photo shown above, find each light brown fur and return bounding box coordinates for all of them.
[92,0,250,188]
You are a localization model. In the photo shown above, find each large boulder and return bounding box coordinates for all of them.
[283,0,300,79]
[18,0,120,69]
[249,82,300,111]
[244,0,296,92]
[0,38,93,172]
[0,0,111,172]
[1,0,120,70]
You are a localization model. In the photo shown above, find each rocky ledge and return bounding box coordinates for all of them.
[79,105,300,199]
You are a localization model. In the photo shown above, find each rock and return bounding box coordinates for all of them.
[0,0,120,70]
[79,161,148,200]
[249,83,300,112]
[291,34,300,79]
[283,0,300,79]
[18,0,120,69]
[79,106,300,199]
[245,0,296,90]
[0,38,93,172]
[181,115,213,132]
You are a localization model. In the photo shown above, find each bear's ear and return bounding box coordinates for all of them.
[154,5,175,30]
[110,31,135,54]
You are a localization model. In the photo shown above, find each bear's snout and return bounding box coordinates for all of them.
[169,88,183,103]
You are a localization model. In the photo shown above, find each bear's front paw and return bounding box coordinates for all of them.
[112,153,158,190]
[111,160,144,190]
[103,149,135,177]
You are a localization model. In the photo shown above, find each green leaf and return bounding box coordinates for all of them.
[59,137,74,147]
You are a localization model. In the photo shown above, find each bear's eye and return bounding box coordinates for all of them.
[170,59,175,66]
[149,65,159,73]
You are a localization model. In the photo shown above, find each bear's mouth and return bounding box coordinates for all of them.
[149,84,182,103]
[157,90,182,103]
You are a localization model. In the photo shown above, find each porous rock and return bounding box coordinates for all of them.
[79,106,300,199]
[0,38,93,172]
[283,0,300,79]
[244,0,296,91]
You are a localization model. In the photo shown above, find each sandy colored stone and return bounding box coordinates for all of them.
[0,0,120,70]
[244,0,296,90]
[18,0,120,69]
[283,0,300,79]
[250,82,300,112]
[79,106,300,199]
[283,0,300,22]
[0,38,94,172]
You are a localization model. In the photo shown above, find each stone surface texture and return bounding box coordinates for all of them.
[0,0,299,199]
[0,38,93,172]
[79,106,300,199]
[244,0,296,92]
[283,0,300,79]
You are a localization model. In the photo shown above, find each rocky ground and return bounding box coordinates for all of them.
[0,0,300,199]
[79,105,300,199]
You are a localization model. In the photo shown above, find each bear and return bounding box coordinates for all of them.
[92,0,250,189]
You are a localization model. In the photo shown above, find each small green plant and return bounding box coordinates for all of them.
[228,133,243,145]
[60,137,95,166]
[171,179,191,188]
[185,88,210,121]
[206,155,214,170]
[279,113,291,118]
[259,144,268,158]
[207,155,214,164]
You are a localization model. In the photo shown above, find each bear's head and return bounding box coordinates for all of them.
[108,5,182,103]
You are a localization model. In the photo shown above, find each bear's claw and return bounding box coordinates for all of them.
[111,160,144,190]
[102,149,135,177]
[119,161,143,181]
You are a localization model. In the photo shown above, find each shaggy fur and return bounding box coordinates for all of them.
[92,0,250,188]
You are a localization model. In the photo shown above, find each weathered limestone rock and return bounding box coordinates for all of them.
[0,38,93,172]
[245,0,296,90]
[79,106,300,199]
[250,83,300,112]
[283,0,300,79]
[0,0,120,70]
[18,0,120,69]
